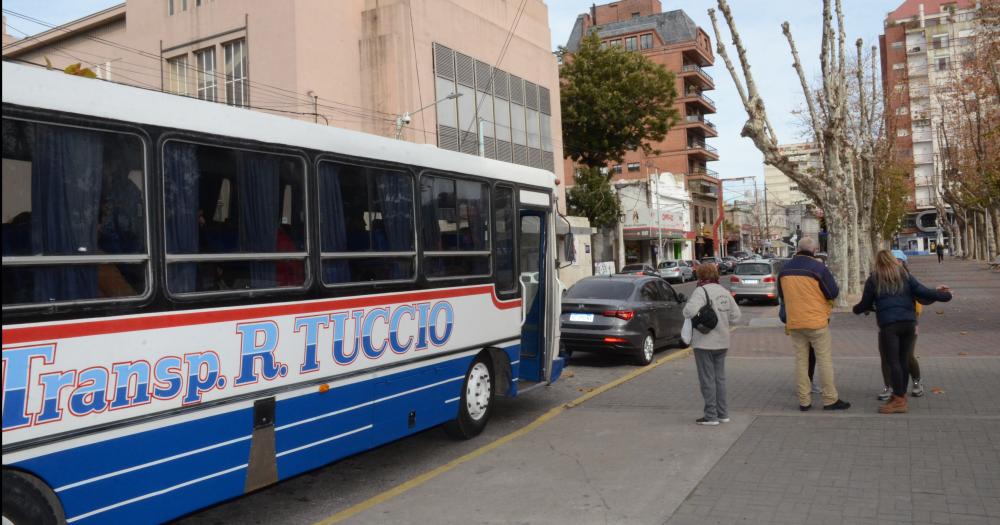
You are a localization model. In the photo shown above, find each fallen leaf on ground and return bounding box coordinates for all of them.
[931,387,945,394]
[960,331,968,335]
[563,371,576,378]
[958,351,968,356]
[936,310,944,315]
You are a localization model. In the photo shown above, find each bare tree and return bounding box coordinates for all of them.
[708,0,865,304]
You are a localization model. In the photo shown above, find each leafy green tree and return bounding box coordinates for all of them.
[567,167,621,228]
[560,33,679,168]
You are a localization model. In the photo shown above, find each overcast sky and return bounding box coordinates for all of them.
[4,0,904,202]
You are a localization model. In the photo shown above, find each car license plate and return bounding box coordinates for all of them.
[743,279,760,284]
[569,313,594,323]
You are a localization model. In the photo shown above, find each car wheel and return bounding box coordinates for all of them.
[444,354,494,439]
[635,332,655,366]
[2,470,64,525]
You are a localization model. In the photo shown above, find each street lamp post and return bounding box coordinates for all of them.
[717,176,756,258]
[394,92,462,140]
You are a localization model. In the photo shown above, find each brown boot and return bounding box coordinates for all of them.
[878,395,908,414]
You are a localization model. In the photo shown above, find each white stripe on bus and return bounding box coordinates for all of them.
[274,375,465,432]
[54,434,252,493]
[444,397,461,404]
[274,425,373,458]
[66,463,248,523]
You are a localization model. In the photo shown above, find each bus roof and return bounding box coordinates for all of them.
[1,61,558,190]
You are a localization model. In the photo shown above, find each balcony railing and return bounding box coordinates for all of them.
[688,167,719,178]
[684,90,716,108]
[687,142,718,154]
[682,63,713,82]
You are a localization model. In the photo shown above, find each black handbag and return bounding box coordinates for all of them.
[692,286,719,334]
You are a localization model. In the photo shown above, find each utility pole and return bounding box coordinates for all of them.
[763,178,771,253]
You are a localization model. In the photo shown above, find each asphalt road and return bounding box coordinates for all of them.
[175,280,777,525]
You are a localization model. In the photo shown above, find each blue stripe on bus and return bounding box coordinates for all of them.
[10,348,518,525]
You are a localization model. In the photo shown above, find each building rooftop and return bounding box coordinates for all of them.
[564,9,700,52]
[886,0,977,22]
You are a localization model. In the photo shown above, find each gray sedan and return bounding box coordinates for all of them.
[560,275,687,366]
[657,260,693,283]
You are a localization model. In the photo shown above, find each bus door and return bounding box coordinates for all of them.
[518,207,547,385]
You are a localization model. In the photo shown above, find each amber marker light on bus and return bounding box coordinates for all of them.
[319,384,331,393]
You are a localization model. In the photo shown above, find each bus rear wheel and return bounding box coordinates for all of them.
[2,470,64,525]
[444,354,494,439]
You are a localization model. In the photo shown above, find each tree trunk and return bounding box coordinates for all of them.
[826,212,850,306]
[991,207,1000,259]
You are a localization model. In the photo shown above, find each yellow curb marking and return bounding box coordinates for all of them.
[314,347,693,524]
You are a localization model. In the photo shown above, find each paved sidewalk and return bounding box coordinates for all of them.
[340,256,1000,524]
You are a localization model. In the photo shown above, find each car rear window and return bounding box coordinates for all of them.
[736,263,772,276]
[621,264,644,272]
[658,261,678,268]
[565,279,635,300]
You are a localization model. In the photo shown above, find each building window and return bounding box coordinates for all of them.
[167,55,188,96]
[420,175,490,278]
[631,11,641,18]
[195,48,217,102]
[224,39,248,107]
[610,39,621,47]
[892,63,905,70]
[937,57,949,71]
[625,36,637,51]
[891,41,903,49]
[612,165,622,174]
[168,0,174,15]
[932,35,948,49]
[897,128,910,137]
[640,34,653,49]
[627,163,640,172]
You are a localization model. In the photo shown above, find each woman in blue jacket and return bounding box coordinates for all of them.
[853,250,952,414]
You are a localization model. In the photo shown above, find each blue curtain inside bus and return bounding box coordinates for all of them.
[30,125,104,302]
[164,143,200,292]
[374,171,414,279]
[238,153,280,287]
[319,162,350,283]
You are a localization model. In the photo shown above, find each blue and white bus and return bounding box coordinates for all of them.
[1,61,564,525]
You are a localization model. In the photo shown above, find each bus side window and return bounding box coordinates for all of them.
[421,175,490,279]
[2,118,148,307]
[163,141,307,295]
[318,160,415,285]
[493,185,516,293]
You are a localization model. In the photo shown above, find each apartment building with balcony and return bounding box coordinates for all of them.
[879,0,978,253]
[564,0,720,259]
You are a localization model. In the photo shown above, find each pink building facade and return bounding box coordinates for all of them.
[2,0,563,193]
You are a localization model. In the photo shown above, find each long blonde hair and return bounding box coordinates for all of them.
[873,249,906,296]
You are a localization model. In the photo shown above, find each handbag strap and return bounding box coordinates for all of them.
[702,285,713,307]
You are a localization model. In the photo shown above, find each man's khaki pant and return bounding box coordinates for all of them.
[789,327,838,407]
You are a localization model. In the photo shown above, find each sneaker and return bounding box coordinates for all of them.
[811,382,822,394]
[696,417,720,426]
[718,417,731,423]
[877,386,892,401]
[911,380,925,397]
[799,404,812,412]
[823,399,852,411]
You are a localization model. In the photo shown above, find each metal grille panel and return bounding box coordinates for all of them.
[543,151,555,172]
[456,53,475,87]
[513,144,528,165]
[496,140,513,162]
[524,81,538,110]
[460,130,478,155]
[509,75,524,105]
[494,69,510,100]
[528,147,541,168]
[438,125,459,151]
[475,60,493,93]
[483,136,496,159]
[433,43,455,80]
[539,86,551,115]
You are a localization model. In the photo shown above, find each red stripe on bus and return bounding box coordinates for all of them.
[2,286,522,344]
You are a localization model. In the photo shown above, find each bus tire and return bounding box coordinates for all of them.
[444,354,494,440]
[2,470,64,525]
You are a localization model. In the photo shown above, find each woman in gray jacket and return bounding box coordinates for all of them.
[683,263,741,426]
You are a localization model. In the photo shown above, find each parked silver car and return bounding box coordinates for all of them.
[656,260,693,283]
[729,260,780,304]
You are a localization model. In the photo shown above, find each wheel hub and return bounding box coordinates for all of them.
[465,362,491,421]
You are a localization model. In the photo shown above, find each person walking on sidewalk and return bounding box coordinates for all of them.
[936,243,945,263]
[777,238,851,412]
[853,250,952,414]
[683,263,741,426]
